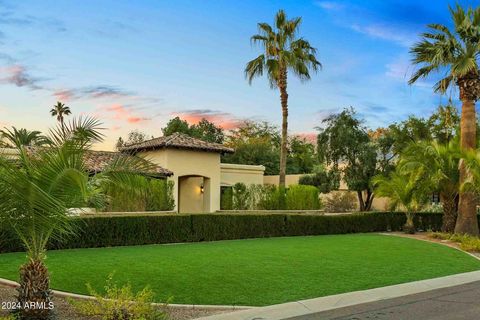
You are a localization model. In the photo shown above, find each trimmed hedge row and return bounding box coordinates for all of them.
[0,212,471,253]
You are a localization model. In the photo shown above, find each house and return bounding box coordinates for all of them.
[120,132,265,213]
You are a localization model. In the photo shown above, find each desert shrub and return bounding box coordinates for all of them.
[428,232,480,252]
[286,185,321,210]
[70,273,168,320]
[232,183,250,210]
[324,192,356,212]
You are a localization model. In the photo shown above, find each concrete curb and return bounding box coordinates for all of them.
[0,277,254,311]
[194,271,480,320]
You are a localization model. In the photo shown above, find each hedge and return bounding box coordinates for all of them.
[1,212,477,253]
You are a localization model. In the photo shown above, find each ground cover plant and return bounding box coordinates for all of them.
[0,234,478,307]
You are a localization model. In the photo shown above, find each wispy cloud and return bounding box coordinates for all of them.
[0,64,42,90]
[53,85,133,101]
[350,24,415,47]
[172,109,242,130]
[315,1,344,11]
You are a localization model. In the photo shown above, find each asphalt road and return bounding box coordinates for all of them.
[288,281,480,320]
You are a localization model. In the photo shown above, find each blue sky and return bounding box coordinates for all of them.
[0,0,476,149]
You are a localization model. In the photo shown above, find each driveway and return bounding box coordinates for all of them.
[289,280,480,320]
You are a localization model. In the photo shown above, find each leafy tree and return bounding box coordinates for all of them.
[161,117,191,137]
[0,118,156,319]
[373,171,430,234]
[222,120,280,175]
[286,135,317,174]
[299,165,340,194]
[409,4,480,235]
[245,9,321,187]
[115,130,152,150]
[190,118,225,143]
[399,141,461,232]
[317,108,377,211]
[50,101,71,134]
[0,127,51,148]
[161,117,224,143]
[388,116,433,156]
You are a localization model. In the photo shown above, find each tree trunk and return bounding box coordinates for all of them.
[404,212,415,234]
[357,191,365,211]
[364,189,374,211]
[455,97,479,236]
[16,258,53,319]
[278,69,288,188]
[440,192,457,233]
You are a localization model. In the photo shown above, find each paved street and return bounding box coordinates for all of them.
[288,281,480,320]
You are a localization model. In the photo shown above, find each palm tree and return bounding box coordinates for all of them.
[0,118,155,320]
[399,141,461,233]
[0,127,51,148]
[245,10,321,187]
[373,171,430,234]
[50,101,71,134]
[409,4,480,236]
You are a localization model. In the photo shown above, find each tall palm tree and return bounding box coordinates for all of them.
[373,171,429,234]
[0,118,155,320]
[399,141,461,233]
[0,127,51,148]
[409,4,480,235]
[50,101,71,134]
[245,10,321,187]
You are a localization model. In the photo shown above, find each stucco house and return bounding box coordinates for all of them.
[120,132,265,213]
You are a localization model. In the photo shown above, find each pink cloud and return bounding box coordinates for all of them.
[173,110,242,130]
[98,104,150,124]
[0,64,41,90]
[53,89,75,101]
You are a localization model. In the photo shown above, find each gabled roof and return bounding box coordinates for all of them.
[119,132,235,154]
[84,151,173,177]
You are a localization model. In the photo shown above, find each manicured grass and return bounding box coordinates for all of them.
[0,234,479,306]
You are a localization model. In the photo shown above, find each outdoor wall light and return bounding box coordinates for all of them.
[200,184,204,193]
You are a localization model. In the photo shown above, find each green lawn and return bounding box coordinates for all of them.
[0,234,479,306]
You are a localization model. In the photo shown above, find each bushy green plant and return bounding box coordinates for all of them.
[0,212,464,253]
[105,178,174,212]
[70,273,168,320]
[258,186,286,210]
[324,192,356,212]
[232,183,250,210]
[220,187,233,210]
[286,185,321,210]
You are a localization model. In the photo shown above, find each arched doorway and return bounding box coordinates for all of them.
[178,175,211,213]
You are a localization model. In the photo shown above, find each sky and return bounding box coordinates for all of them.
[0,0,477,150]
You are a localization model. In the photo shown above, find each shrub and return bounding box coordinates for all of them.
[70,273,168,320]
[428,232,480,252]
[324,192,356,212]
[220,187,233,210]
[286,185,321,210]
[232,183,250,210]
[105,178,174,212]
[258,186,287,210]
[0,212,468,253]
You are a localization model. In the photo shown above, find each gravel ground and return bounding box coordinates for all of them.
[0,285,233,320]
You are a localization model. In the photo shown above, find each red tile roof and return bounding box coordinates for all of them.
[120,132,234,154]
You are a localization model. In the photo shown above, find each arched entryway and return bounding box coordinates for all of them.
[178,175,211,213]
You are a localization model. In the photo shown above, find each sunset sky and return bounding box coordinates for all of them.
[0,0,475,150]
